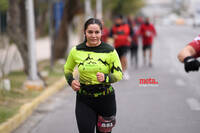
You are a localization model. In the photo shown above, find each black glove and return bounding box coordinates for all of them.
[184,56,200,73]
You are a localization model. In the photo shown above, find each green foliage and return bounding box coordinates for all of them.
[0,106,19,124]
[91,0,96,9]
[78,0,144,17]
[35,1,48,14]
[103,0,145,16]
[7,71,26,89]
[0,0,8,12]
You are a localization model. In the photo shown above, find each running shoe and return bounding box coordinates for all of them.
[123,71,130,80]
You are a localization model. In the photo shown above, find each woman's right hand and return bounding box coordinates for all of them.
[71,80,80,91]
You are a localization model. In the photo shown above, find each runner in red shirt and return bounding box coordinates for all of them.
[140,17,156,67]
[178,35,200,72]
[110,15,132,80]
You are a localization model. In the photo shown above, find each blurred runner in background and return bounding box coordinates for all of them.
[101,20,109,43]
[140,17,156,67]
[130,17,141,68]
[178,35,200,73]
[110,14,133,80]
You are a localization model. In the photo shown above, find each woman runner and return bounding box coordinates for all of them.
[64,18,122,133]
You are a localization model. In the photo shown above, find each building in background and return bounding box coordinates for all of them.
[187,0,200,27]
[141,0,200,26]
[141,0,172,17]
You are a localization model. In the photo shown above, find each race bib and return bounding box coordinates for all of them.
[97,115,116,132]
[145,31,152,37]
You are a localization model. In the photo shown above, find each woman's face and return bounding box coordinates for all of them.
[85,24,102,46]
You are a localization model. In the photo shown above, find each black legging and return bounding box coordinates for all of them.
[130,43,138,65]
[75,92,116,133]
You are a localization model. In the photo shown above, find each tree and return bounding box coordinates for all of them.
[0,35,9,79]
[7,0,29,75]
[53,0,83,60]
[34,0,49,37]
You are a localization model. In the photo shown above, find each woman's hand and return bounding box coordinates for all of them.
[71,80,80,91]
[96,72,105,82]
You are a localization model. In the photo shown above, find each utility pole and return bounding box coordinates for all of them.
[85,0,93,20]
[96,0,102,20]
[25,0,38,80]
[24,0,44,90]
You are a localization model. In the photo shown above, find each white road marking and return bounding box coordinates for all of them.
[186,98,200,111]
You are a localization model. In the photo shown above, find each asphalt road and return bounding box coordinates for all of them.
[14,25,200,133]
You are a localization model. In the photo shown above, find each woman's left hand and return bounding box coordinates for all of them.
[96,72,105,82]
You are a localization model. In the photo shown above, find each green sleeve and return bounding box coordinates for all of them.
[104,49,123,83]
[64,47,76,86]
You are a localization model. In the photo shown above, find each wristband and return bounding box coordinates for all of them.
[184,56,194,63]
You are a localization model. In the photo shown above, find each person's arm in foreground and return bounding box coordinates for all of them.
[178,43,200,72]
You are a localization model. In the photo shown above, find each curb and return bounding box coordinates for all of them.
[0,77,67,133]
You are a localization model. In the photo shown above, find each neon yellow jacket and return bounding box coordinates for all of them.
[64,42,122,85]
